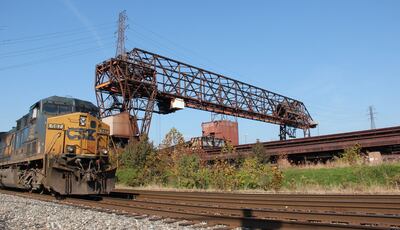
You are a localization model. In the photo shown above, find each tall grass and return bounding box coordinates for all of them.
[283,163,400,191]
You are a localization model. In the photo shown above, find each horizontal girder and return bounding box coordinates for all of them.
[95,48,316,137]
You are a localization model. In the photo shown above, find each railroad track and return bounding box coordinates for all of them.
[113,189,400,216]
[2,188,398,229]
[111,189,400,229]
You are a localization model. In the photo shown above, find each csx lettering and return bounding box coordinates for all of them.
[66,128,95,141]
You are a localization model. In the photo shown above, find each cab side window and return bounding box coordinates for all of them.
[43,103,58,114]
[59,105,72,113]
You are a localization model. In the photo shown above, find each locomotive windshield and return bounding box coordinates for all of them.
[43,103,73,114]
[39,96,99,117]
[74,104,98,116]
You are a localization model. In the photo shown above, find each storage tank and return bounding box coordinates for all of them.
[102,112,139,139]
[201,120,239,146]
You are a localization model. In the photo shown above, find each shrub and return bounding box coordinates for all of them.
[196,167,211,189]
[339,144,364,166]
[270,166,284,191]
[116,168,146,187]
[120,136,156,169]
[257,165,284,191]
[210,160,237,190]
[175,154,201,188]
[118,136,170,186]
[236,158,264,189]
[221,141,235,154]
[142,150,169,185]
[252,140,270,163]
[390,174,400,188]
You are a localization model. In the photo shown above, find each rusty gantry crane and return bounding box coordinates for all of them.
[95,48,317,141]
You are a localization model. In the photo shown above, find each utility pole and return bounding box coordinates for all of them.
[368,105,376,129]
[116,10,127,58]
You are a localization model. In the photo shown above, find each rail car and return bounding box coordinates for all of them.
[0,96,115,195]
[187,136,227,150]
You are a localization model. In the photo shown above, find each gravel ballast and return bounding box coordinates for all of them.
[0,193,210,230]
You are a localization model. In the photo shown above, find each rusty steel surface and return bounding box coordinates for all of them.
[203,125,400,160]
[113,189,400,215]
[109,189,400,229]
[95,48,316,140]
[2,188,400,229]
[202,120,239,146]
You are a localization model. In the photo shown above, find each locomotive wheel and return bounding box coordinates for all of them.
[52,191,65,200]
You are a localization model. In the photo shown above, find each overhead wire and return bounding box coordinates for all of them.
[0,17,367,131]
[0,22,115,45]
[0,34,115,59]
[125,19,371,132]
[129,20,234,71]
[127,19,255,81]
[0,21,117,70]
[125,29,193,64]
[0,41,114,72]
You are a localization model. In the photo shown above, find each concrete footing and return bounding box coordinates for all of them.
[368,151,383,165]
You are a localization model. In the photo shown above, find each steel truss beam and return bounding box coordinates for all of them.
[95,48,316,140]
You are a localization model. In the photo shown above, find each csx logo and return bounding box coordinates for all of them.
[66,128,96,141]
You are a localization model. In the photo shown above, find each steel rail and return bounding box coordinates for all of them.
[1,189,399,229]
[113,189,400,214]
[100,197,400,229]
[117,193,400,215]
[110,189,400,229]
[113,189,400,201]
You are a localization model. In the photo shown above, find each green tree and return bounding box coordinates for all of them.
[120,136,155,168]
[117,136,159,186]
[236,158,263,189]
[176,154,201,188]
[252,140,270,163]
[162,127,185,148]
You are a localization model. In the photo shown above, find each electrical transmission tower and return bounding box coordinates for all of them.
[368,105,376,129]
[116,10,127,58]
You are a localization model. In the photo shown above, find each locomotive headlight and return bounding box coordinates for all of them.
[66,145,76,154]
[79,116,87,126]
[99,128,109,134]
[100,149,108,155]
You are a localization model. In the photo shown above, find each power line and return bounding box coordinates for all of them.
[0,22,114,45]
[126,19,244,77]
[0,42,114,72]
[0,34,115,59]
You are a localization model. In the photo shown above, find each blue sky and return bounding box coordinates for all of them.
[1,0,399,145]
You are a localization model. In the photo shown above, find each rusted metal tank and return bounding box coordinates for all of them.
[202,120,239,146]
[102,112,139,139]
